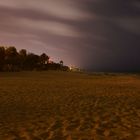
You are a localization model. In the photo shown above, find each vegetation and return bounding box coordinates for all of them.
[0,46,69,71]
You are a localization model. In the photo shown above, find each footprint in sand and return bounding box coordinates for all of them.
[48,129,67,140]
[65,119,80,131]
[49,120,63,131]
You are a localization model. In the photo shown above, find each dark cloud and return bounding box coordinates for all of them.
[0,0,140,71]
[84,0,140,17]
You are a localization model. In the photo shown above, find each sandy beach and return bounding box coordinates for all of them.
[0,71,140,140]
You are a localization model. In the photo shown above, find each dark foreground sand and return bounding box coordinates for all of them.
[0,71,140,140]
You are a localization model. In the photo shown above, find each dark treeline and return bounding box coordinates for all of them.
[0,46,69,72]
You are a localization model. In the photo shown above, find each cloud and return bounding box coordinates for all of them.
[0,0,19,8]
[85,0,140,17]
[0,0,140,71]
[0,0,91,20]
[114,18,140,34]
[16,18,80,37]
[132,0,140,9]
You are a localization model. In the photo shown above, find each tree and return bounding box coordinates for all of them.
[39,53,49,65]
[19,49,27,57]
[0,46,5,71]
[0,46,69,72]
[19,49,27,69]
[5,46,19,71]
[5,46,18,57]
[60,60,63,66]
[25,53,39,70]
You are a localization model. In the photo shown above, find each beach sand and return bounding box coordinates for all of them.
[0,71,140,139]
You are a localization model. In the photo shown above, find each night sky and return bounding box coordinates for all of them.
[0,0,140,71]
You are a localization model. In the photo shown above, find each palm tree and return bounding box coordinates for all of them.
[0,46,5,71]
[60,60,63,66]
[40,53,49,65]
[5,46,19,71]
